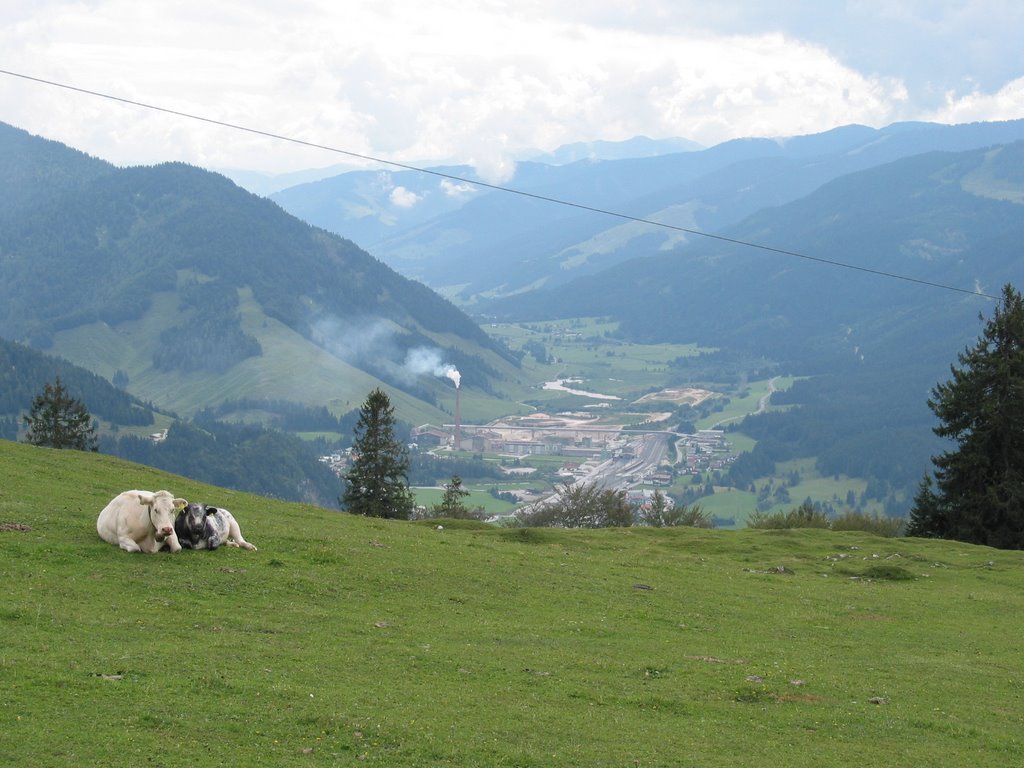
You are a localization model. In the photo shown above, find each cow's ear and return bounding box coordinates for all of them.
[173,498,188,510]
[136,491,155,506]
[205,506,220,516]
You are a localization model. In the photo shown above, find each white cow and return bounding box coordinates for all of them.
[96,490,188,553]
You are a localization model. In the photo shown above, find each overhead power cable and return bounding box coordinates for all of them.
[0,67,1000,301]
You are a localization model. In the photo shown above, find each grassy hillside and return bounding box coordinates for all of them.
[2,439,1022,767]
[49,287,451,425]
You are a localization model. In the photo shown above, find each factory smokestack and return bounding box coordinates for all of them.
[454,384,461,451]
[442,366,461,450]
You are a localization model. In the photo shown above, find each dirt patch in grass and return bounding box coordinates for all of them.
[634,387,716,406]
[0,522,32,531]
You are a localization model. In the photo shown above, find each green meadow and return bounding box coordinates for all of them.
[485,317,711,405]
[411,485,518,516]
[2,439,1022,767]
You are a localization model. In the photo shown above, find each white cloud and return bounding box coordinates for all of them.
[440,179,476,198]
[1,1,1021,178]
[929,77,1024,124]
[389,186,421,208]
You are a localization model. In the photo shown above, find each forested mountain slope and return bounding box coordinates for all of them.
[0,122,520,422]
[0,336,160,440]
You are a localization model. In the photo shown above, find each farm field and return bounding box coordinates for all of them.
[3,440,1022,767]
[411,485,519,516]
[485,317,713,406]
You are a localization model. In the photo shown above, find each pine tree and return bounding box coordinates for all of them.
[431,474,473,519]
[23,377,98,451]
[908,284,1024,548]
[341,388,414,519]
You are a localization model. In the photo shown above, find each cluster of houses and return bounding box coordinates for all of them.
[626,488,676,513]
[678,429,736,474]
[318,451,350,476]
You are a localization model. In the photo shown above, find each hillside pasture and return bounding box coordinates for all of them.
[698,376,795,430]
[2,440,1022,767]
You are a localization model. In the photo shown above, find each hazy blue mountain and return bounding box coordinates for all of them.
[266,135,702,224]
[495,141,1024,356]
[528,135,703,164]
[219,162,361,196]
[0,122,520,423]
[271,120,1024,305]
[270,164,486,255]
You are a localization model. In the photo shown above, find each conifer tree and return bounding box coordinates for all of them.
[341,388,414,519]
[908,284,1024,548]
[23,377,98,451]
[431,474,473,519]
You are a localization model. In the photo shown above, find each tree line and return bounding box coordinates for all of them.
[102,419,340,508]
[0,337,155,426]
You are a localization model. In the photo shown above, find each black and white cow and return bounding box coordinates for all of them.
[173,502,257,551]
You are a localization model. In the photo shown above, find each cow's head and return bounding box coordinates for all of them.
[176,502,212,538]
[139,490,187,541]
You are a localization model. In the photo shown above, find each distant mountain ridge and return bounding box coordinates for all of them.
[527,135,703,164]
[506,140,1024,359]
[270,119,1024,306]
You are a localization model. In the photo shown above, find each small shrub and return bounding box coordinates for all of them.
[747,501,830,530]
[668,504,715,529]
[518,482,633,529]
[639,493,714,528]
[831,511,905,537]
[748,504,905,536]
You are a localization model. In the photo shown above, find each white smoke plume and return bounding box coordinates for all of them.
[404,347,460,388]
[310,314,462,388]
[312,315,398,364]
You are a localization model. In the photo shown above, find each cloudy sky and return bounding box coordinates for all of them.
[2,1,1022,179]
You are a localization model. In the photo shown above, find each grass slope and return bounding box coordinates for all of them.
[51,286,533,428]
[2,439,1022,767]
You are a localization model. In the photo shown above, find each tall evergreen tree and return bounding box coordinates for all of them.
[342,388,414,519]
[908,284,1024,548]
[23,377,98,451]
